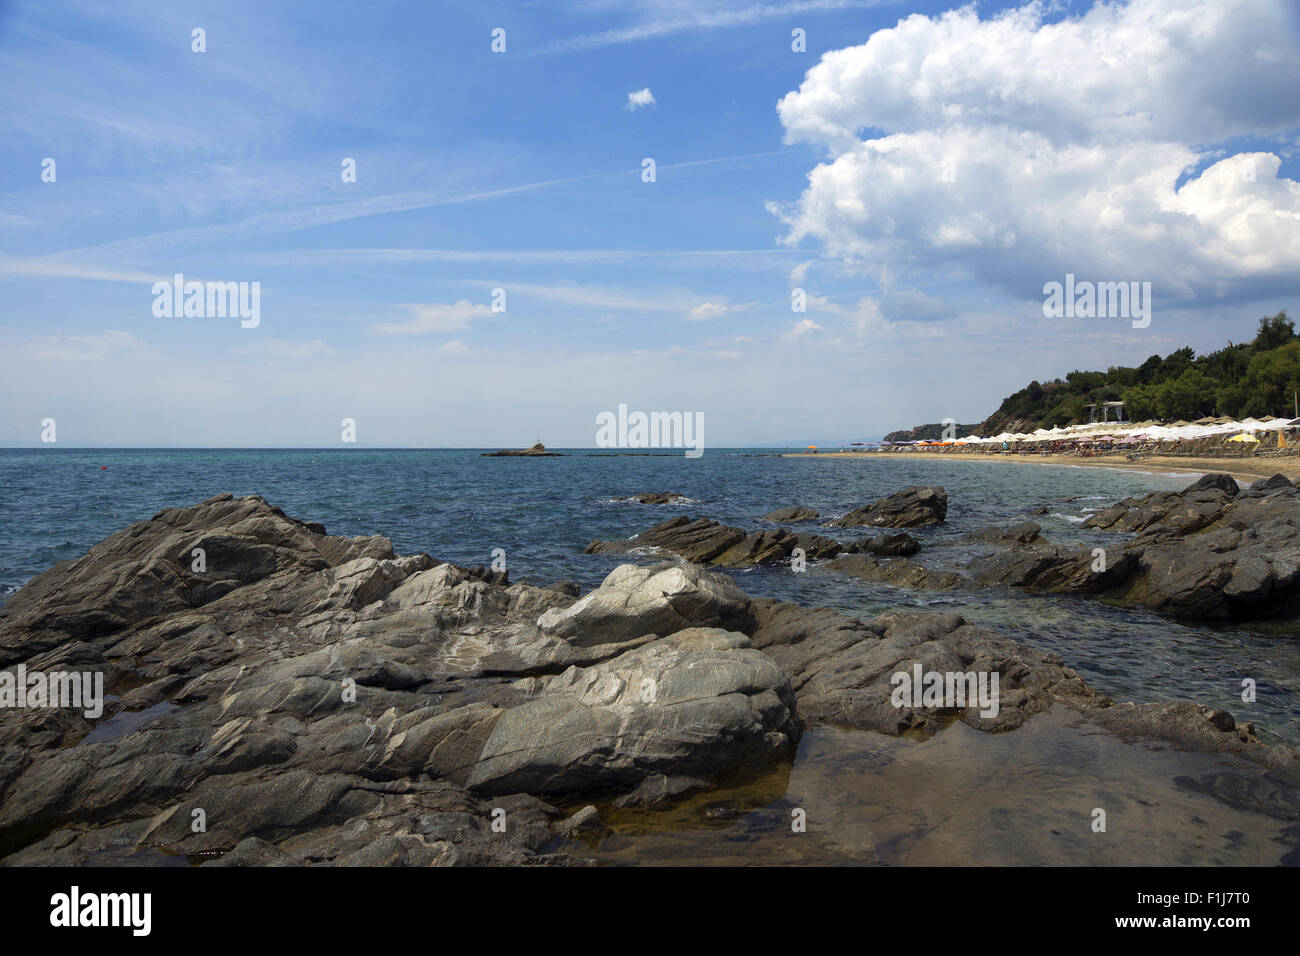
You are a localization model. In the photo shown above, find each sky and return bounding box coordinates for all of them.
[1,0,1298,447]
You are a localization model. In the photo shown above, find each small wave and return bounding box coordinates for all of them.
[624,545,665,556]
[1048,513,1087,523]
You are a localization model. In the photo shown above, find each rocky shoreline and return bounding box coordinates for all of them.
[0,486,1297,865]
[597,474,1300,622]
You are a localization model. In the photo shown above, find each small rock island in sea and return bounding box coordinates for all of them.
[480,442,564,457]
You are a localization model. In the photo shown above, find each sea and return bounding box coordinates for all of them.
[2,446,1297,750]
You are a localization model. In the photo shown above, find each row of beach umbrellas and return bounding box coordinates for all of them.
[869,415,1300,447]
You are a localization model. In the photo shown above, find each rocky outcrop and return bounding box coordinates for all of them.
[824,486,948,528]
[0,496,797,864]
[857,532,921,556]
[463,626,797,796]
[481,442,562,457]
[616,492,691,505]
[963,522,1046,548]
[585,516,924,570]
[745,598,1271,759]
[1184,472,1241,496]
[962,474,1300,619]
[537,564,752,642]
[1250,473,1296,494]
[0,492,1292,866]
[762,506,820,523]
[826,554,963,590]
[1082,480,1238,535]
[585,516,843,568]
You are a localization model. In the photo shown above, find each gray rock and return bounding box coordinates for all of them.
[538,563,751,642]
[824,486,948,528]
[1184,472,1240,496]
[553,805,610,839]
[853,532,922,556]
[763,506,820,522]
[617,492,691,505]
[963,522,1044,547]
[465,627,798,796]
[0,499,798,864]
[1249,473,1296,494]
[585,516,842,567]
[2,492,1294,867]
[827,554,962,590]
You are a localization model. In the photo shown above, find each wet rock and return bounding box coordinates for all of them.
[586,516,745,564]
[824,486,947,529]
[0,499,797,864]
[617,492,691,505]
[852,532,922,557]
[826,554,963,590]
[969,545,1140,594]
[963,522,1045,547]
[763,506,820,523]
[1066,479,1300,618]
[553,805,610,839]
[2,492,1293,867]
[611,773,710,808]
[585,516,842,568]
[745,599,1283,765]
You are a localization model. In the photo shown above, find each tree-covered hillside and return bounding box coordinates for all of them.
[976,311,1297,436]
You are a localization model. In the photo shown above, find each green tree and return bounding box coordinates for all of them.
[1253,311,1295,352]
[1136,354,1163,384]
[1242,340,1300,417]
[1156,368,1215,420]
[1123,383,1160,420]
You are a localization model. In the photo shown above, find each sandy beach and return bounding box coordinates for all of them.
[783,449,1295,485]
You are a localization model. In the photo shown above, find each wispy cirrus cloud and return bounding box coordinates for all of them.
[369,301,493,335]
[11,150,792,277]
[249,247,806,269]
[688,299,756,319]
[533,0,886,56]
[0,255,164,284]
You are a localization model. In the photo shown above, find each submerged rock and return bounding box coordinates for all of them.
[826,554,963,590]
[854,532,921,556]
[616,492,692,505]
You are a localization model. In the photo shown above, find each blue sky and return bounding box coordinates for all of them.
[2,0,1298,446]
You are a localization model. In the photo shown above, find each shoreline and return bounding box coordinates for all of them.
[783,449,1290,484]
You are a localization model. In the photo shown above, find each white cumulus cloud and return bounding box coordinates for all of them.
[771,0,1300,306]
[627,87,657,110]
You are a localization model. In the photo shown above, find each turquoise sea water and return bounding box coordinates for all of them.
[2,447,1297,743]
